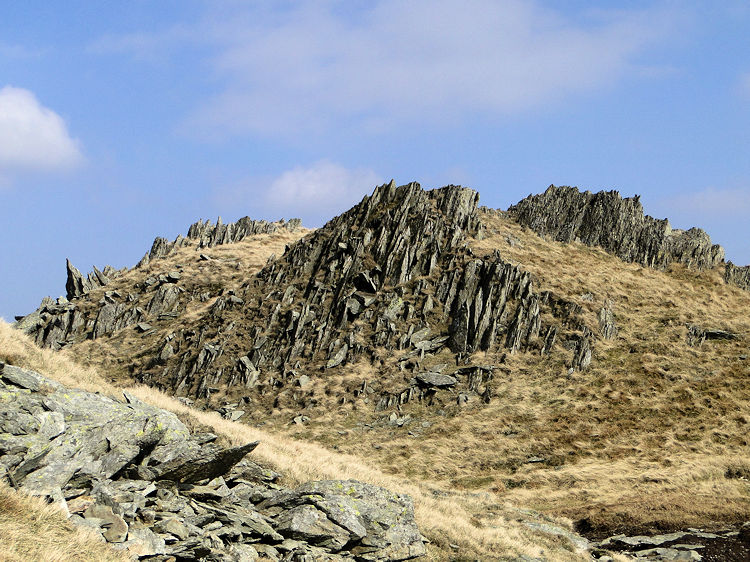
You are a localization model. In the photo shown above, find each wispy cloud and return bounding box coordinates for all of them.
[0,41,43,60]
[0,86,84,177]
[214,161,381,225]
[96,1,677,140]
[189,0,674,137]
[89,25,196,62]
[657,186,750,219]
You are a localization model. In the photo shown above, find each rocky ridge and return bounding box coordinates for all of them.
[508,185,725,272]
[63,217,302,301]
[130,182,591,410]
[16,216,302,350]
[136,217,303,271]
[16,182,594,416]
[0,361,425,561]
[16,181,747,420]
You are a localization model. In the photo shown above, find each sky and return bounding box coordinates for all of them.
[1,0,749,321]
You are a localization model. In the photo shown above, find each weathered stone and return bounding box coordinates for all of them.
[725,262,750,291]
[508,185,724,271]
[571,337,592,371]
[598,304,617,340]
[85,503,129,543]
[154,441,259,484]
[687,324,738,347]
[326,344,348,369]
[415,373,457,388]
[274,504,351,550]
[261,480,425,561]
[118,527,167,556]
[153,517,190,540]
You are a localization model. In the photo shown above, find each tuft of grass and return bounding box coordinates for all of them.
[0,482,127,562]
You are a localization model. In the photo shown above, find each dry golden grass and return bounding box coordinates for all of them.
[0,482,127,562]
[264,210,750,536]
[0,320,593,561]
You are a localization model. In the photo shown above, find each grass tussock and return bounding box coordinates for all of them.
[0,482,127,562]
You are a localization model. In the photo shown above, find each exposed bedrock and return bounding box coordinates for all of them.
[0,361,425,561]
[508,185,725,271]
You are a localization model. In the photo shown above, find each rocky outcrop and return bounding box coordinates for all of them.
[725,262,750,291]
[16,181,592,412]
[686,324,738,347]
[16,215,302,348]
[137,216,302,267]
[508,185,725,271]
[23,215,302,325]
[65,259,127,300]
[136,181,589,409]
[0,361,425,561]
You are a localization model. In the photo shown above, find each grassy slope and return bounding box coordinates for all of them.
[269,210,750,535]
[0,321,594,561]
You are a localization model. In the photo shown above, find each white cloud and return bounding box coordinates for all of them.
[183,0,674,137]
[265,160,380,212]
[656,186,750,219]
[0,86,84,174]
[215,161,381,225]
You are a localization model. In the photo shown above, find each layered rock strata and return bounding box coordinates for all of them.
[508,185,725,271]
[134,182,585,405]
[0,361,425,561]
[15,182,595,413]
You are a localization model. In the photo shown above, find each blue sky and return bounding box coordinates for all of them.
[1,1,749,320]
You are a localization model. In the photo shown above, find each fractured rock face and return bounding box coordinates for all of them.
[0,361,425,561]
[508,185,725,271]
[16,181,596,414]
[725,262,750,291]
[142,181,575,405]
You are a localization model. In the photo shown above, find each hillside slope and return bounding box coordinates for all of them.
[0,320,595,561]
[14,181,750,545]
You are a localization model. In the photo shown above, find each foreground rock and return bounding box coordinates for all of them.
[592,526,750,561]
[0,361,425,561]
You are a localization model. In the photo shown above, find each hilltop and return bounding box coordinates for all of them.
[8,181,750,560]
